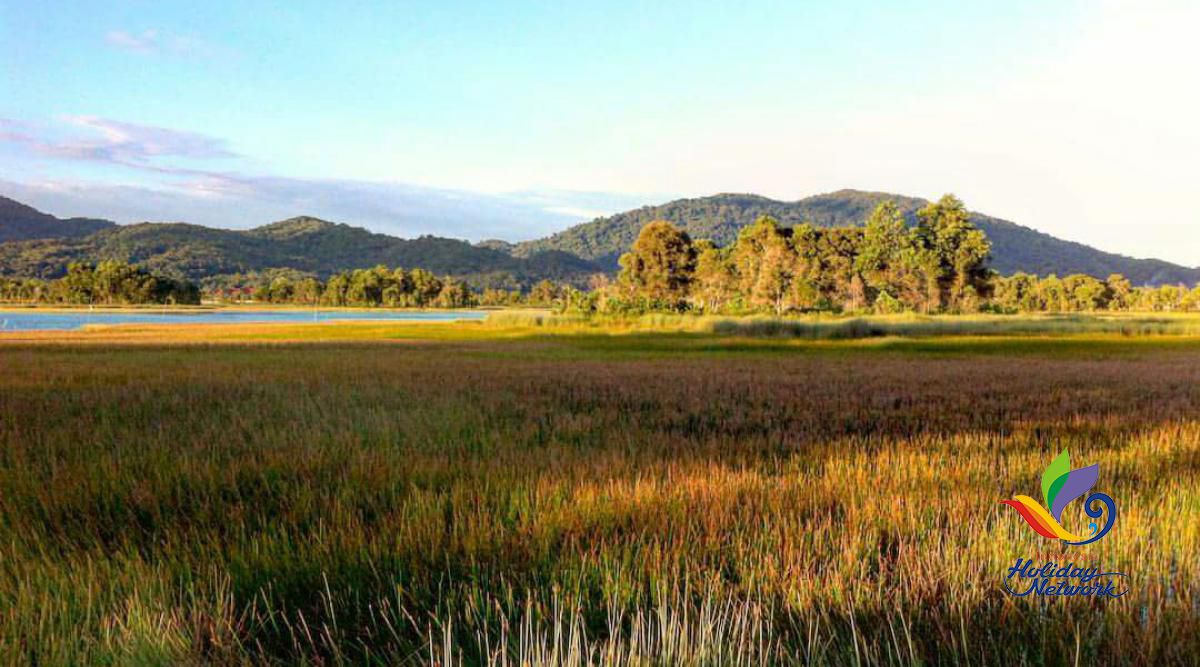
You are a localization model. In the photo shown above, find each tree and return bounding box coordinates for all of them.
[730,217,795,314]
[267,276,294,303]
[528,279,561,307]
[616,221,696,307]
[62,263,96,304]
[787,224,822,311]
[1104,274,1132,311]
[815,227,866,311]
[754,232,795,315]
[434,279,474,308]
[1063,274,1106,311]
[913,194,991,312]
[856,201,919,309]
[993,272,1039,312]
[408,269,442,306]
[294,278,321,305]
[690,239,736,313]
[322,273,350,306]
[1036,275,1067,312]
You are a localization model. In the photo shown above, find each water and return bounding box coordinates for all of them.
[0,309,487,332]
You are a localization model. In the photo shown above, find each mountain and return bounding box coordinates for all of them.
[513,190,1200,286]
[0,196,116,243]
[4,192,1197,288]
[0,209,602,286]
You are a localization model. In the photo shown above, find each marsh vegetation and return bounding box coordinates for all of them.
[0,320,1197,664]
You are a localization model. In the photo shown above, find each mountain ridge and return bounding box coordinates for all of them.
[2,191,1197,287]
[0,195,117,243]
[0,205,603,286]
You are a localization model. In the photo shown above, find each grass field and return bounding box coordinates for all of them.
[1,318,1198,665]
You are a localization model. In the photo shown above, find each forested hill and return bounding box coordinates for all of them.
[4,192,1198,287]
[513,190,1200,286]
[0,196,116,243]
[0,212,602,285]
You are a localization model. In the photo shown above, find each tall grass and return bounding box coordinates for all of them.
[0,334,1197,664]
[486,310,1200,339]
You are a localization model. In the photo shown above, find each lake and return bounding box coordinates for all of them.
[0,309,487,331]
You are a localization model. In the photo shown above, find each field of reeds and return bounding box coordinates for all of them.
[0,319,1198,665]
[484,309,1200,339]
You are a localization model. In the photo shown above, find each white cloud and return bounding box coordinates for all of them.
[0,115,237,171]
[64,115,237,160]
[0,176,592,242]
[0,115,658,240]
[12,0,1200,265]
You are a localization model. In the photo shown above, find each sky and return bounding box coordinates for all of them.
[1,0,1198,263]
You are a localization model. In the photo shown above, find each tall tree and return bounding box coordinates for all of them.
[730,217,794,314]
[913,194,991,312]
[617,220,697,306]
[1104,274,1132,311]
[855,201,920,309]
[815,227,866,310]
[690,239,736,312]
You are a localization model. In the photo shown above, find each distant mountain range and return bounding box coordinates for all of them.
[0,198,600,285]
[1,191,1197,287]
[514,190,1200,286]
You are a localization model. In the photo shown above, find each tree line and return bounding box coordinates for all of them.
[596,195,989,314]
[0,261,200,305]
[204,266,569,308]
[575,195,1200,315]
[6,196,1199,314]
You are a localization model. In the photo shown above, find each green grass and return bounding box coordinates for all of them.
[485,310,1200,339]
[0,324,1198,664]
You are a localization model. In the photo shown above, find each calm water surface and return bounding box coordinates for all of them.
[0,309,486,331]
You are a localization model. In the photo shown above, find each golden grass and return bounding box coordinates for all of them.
[0,325,1197,664]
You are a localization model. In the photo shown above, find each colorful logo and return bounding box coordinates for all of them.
[1000,450,1117,546]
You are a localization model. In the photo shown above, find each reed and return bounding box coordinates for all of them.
[0,329,1196,664]
[484,310,1200,339]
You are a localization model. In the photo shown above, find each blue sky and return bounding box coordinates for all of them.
[2,1,1198,263]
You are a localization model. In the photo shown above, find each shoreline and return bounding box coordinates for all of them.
[0,304,498,314]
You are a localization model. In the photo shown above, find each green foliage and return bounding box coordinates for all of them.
[0,260,199,305]
[912,194,992,312]
[579,198,1200,316]
[196,264,599,310]
[691,239,735,313]
[0,213,604,288]
[988,272,1200,313]
[616,220,696,308]
[0,195,115,243]
[591,199,992,315]
[514,189,1200,286]
[873,290,905,314]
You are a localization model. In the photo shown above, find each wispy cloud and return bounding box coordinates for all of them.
[502,189,668,222]
[0,176,598,242]
[0,115,652,241]
[104,29,215,57]
[65,115,237,160]
[104,29,160,53]
[0,115,237,171]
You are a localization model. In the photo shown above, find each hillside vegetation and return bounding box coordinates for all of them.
[0,214,602,286]
[0,196,115,243]
[3,191,1198,290]
[514,190,1200,285]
